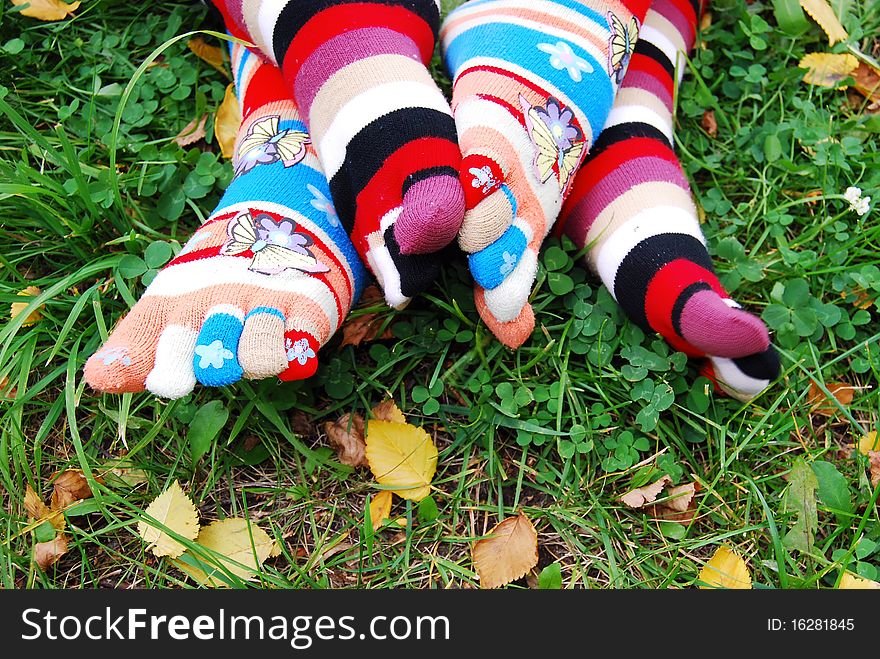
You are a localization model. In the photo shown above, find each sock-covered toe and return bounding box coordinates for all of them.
[395,174,466,254]
[678,290,770,359]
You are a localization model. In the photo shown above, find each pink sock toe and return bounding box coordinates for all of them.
[679,290,770,359]
[394,175,465,254]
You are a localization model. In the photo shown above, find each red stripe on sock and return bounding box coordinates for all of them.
[282,4,435,84]
[242,64,291,118]
[621,0,653,22]
[644,259,726,357]
[352,137,462,248]
[628,52,674,96]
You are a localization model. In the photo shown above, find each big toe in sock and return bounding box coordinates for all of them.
[395,174,466,255]
[678,290,770,359]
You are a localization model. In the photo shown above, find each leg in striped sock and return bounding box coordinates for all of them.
[84,44,368,399]
[442,0,652,348]
[214,0,465,309]
[559,0,779,400]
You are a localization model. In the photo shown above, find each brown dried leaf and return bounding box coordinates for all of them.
[11,0,80,21]
[340,312,393,348]
[701,110,718,137]
[50,470,93,511]
[869,451,880,489]
[472,513,539,589]
[619,475,672,509]
[174,114,208,147]
[187,36,227,76]
[34,535,69,570]
[371,399,406,424]
[324,413,367,467]
[24,485,65,531]
[214,83,240,159]
[654,482,700,524]
[807,381,855,415]
[852,62,880,104]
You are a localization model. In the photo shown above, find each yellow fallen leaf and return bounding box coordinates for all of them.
[365,419,438,501]
[858,431,879,456]
[173,518,277,587]
[137,480,199,558]
[839,571,880,589]
[699,546,752,589]
[799,52,858,88]
[472,513,539,589]
[174,114,208,148]
[11,285,44,326]
[24,484,65,531]
[214,83,240,160]
[368,490,393,532]
[800,0,848,45]
[372,399,406,424]
[34,535,69,570]
[619,475,672,509]
[11,0,80,21]
[187,36,228,77]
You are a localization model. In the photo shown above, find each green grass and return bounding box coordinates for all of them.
[1,0,879,589]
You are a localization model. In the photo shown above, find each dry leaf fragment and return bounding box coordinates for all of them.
[839,571,880,589]
[368,490,393,532]
[50,470,93,511]
[619,475,672,509]
[869,451,880,489]
[173,518,277,587]
[699,546,752,589]
[324,413,367,468]
[799,52,858,88]
[852,62,880,104]
[365,419,438,501]
[371,399,406,424]
[137,481,199,558]
[24,484,65,531]
[174,114,208,147]
[34,535,69,570]
[11,0,80,21]
[807,381,854,415]
[701,110,718,137]
[472,513,539,589]
[858,431,879,456]
[11,286,44,326]
[214,83,240,160]
[187,36,227,76]
[799,0,848,45]
[340,312,393,348]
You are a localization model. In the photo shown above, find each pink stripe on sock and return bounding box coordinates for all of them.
[650,0,696,51]
[221,0,247,37]
[293,26,422,116]
[620,71,673,109]
[565,156,690,241]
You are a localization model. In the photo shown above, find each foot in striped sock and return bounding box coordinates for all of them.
[442,0,652,348]
[559,0,780,400]
[84,44,367,399]
[214,0,465,309]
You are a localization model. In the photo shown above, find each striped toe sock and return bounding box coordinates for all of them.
[213,0,465,308]
[84,43,367,399]
[441,0,652,348]
[558,0,780,400]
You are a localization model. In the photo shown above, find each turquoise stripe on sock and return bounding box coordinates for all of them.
[194,311,244,387]
[469,223,528,290]
[445,22,613,138]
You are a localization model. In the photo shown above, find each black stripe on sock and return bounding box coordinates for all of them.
[402,166,459,196]
[671,281,712,337]
[733,346,781,381]
[613,234,715,331]
[385,226,441,298]
[271,0,440,64]
[634,40,675,80]
[329,107,459,228]
[590,122,672,159]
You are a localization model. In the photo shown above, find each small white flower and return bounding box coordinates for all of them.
[844,186,871,217]
[500,251,518,277]
[537,41,594,82]
[286,337,315,366]
[195,340,234,370]
[470,166,498,194]
[308,184,339,227]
